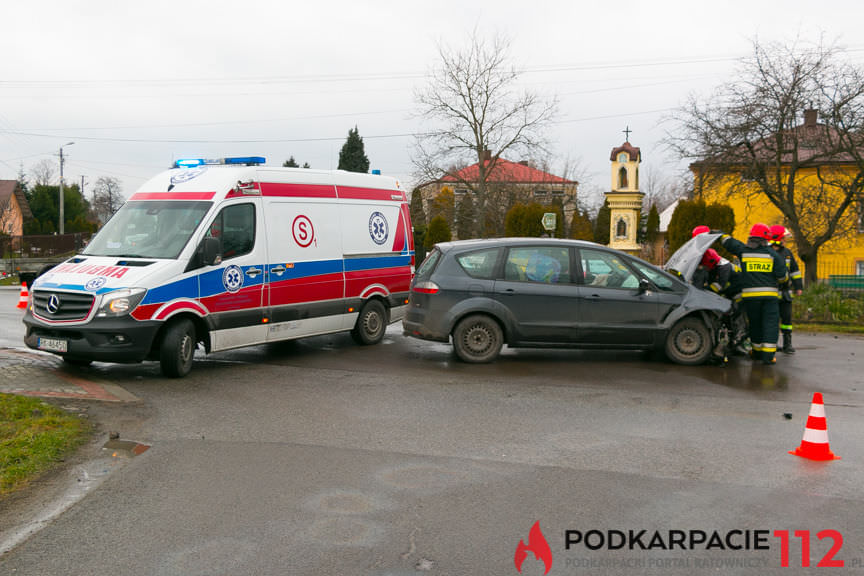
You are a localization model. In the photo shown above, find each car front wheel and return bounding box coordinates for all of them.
[160,318,196,378]
[452,314,503,363]
[665,317,712,365]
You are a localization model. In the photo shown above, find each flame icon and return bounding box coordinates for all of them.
[514,521,553,574]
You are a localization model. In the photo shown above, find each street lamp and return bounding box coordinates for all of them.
[59,142,74,235]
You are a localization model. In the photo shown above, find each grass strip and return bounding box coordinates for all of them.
[0,393,92,496]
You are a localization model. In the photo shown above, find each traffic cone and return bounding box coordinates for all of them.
[789,393,841,461]
[16,282,29,309]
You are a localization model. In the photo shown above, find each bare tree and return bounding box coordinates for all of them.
[413,30,557,236]
[30,159,57,187]
[642,166,690,213]
[91,176,125,224]
[667,38,864,285]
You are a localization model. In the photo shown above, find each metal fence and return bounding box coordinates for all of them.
[794,262,864,325]
[0,233,90,259]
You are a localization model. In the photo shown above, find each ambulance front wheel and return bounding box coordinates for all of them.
[160,318,196,378]
[351,300,387,345]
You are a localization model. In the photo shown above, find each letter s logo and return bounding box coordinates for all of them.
[292,215,314,248]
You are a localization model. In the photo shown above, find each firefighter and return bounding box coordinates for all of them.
[769,225,804,354]
[691,245,748,353]
[718,223,788,365]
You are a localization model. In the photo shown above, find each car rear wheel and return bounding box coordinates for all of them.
[452,315,503,363]
[160,318,196,378]
[351,300,387,345]
[665,317,712,365]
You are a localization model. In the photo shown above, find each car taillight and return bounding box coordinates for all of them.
[413,281,440,294]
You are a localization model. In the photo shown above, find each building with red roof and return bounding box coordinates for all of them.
[414,151,578,238]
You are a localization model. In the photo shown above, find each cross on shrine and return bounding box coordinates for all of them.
[623,126,632,142]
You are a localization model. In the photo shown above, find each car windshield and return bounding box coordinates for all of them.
[82,200,212,259]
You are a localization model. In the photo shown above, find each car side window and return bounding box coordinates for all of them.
[580,248,639,289]
[504,246,571,284]
[206,203,255,260]
[456,248,500,279]
[630,259,681,292]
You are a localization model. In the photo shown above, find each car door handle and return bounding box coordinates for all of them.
[246,267,263,278]
[270,265,286,276]
[503,288,516,295]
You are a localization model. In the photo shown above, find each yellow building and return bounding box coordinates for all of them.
[690,111,864,282]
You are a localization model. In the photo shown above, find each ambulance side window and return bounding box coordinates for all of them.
[206,203,255,260]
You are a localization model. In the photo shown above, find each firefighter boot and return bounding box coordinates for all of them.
[782,331,796,355]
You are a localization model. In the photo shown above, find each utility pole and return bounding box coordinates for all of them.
[58,142,74,234]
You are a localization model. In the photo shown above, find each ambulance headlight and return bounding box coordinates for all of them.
[97,288,147,317]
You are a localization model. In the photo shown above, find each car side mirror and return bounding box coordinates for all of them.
[200,236,222,267]
[638,278,652,293]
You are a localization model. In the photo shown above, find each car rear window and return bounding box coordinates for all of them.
[415,249,442,279]
[456,248,500,279]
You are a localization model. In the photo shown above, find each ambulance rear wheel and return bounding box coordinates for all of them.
[160,318,196,378]
[351,300,387,345]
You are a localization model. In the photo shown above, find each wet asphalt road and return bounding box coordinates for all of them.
[1,286,863,575]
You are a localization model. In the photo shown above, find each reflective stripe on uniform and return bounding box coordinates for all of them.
[780,324,794,331]
[741,287,780,298]
[763,344,777,353]
[791,271,803,279]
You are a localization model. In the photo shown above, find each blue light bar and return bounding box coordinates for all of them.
[173,156,266,168]
[224,156,266,165]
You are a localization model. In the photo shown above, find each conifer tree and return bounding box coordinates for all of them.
[338,126,370,173]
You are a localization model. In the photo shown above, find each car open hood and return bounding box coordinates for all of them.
[664,233,723,283]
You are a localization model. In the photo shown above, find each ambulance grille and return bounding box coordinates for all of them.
[32,290,95,321]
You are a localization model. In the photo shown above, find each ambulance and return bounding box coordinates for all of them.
[23,157,415,377]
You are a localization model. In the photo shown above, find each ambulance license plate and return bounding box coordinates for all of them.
[38,338,68,353]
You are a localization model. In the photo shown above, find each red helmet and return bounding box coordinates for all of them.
[692,225,711,237]
[749,222,771,240]
[701,248,721,269]
[769,225,788,242]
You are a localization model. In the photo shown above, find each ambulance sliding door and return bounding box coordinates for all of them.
[264,198,345,341]
[339,196,408,330]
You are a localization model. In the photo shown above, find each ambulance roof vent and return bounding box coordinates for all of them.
[174,156,266,168]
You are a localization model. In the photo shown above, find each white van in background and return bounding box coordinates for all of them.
[23,157,415,377]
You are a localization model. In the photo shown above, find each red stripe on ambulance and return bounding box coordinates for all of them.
[260,182,337,198]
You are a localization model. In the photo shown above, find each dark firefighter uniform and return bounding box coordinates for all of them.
[720,224,788,364]
[692,248,747,351]
[769,226,804,354]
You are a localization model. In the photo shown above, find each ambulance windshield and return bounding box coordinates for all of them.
[83,201,212,259]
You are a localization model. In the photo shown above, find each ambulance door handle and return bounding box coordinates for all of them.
[246,267,263,278]
[271,266,286,276]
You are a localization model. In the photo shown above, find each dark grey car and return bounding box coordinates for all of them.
[402,238,731,364]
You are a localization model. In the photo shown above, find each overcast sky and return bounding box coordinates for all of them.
[2,0,863,209]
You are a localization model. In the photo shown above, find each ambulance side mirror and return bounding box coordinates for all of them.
[200,236,223,267]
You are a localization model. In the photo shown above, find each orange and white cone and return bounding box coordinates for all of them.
[16,282,29,309]
[789,392,841,461]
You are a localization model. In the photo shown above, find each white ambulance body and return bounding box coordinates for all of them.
[23,157,415,377]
